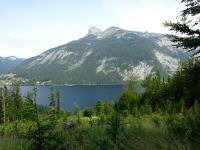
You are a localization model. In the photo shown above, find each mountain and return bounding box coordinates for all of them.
[15,27,188,84]
[0,56,24,73]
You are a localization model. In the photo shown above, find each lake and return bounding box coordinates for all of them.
[21,85,125,111]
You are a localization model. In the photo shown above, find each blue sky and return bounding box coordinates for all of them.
[0,0,183,58]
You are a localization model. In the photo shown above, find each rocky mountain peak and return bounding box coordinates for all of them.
[104,26,121,32]
[102,26,121,36]
[88,26,102,35]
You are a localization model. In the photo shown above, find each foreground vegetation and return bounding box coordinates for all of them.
[0,58,199,150]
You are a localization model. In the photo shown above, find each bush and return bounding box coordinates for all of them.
[151,115,161,128]
[184,101,200,139]
[117,90,139,114]
[132,107,139,116]
[165,114,186,138]
[83,108,95,118]
[140,104,152,115]
[166,101,200,140]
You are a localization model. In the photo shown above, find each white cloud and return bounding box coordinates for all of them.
[102,0,182,33]
[7,29,17,37]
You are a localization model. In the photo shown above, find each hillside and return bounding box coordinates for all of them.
[0,56,24,73]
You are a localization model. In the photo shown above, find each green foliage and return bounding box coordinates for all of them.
[165,114,187,138]
[95,100,104,115]
[12,82,22,121]
[49,87,55,108]
[151,115,162,128]
[0,88,3,124]
[143,72,165,110]
[26,120,58,150]
[141,59,200,111]
[3,85,13,123]
[106,111,124,145]
[140,103,152,115]
[165,59,200,108]
[74,103,81,124]
[164,0,200,54]
[83,108,96,127]
[48,87,62,121]
[0,138,29,150]
[103,101,114,116]
[22,92,36,121]
[83,108,95,118]
[165,100,200,140]
[184,100,200,138]
[55,89,61,118]
[117,90,139,114]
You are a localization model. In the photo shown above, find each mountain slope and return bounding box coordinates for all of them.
[15,27,187,84]
[0,56,24,73]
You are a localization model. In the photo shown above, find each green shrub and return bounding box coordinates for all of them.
[166,101,200,140]
[151,115,161,128]
[165,114,186,137]
[83,108,95,118]
[140,104,152,115]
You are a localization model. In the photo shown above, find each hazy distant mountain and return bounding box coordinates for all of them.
[0,56,24,73]
[15,27,188,84]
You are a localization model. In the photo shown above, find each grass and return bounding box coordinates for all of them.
[0,137,29,150]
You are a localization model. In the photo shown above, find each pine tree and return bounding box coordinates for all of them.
[49,86,56,121]
[0,88,3,124]
[32,87,38,122]
[143,72,164,110]
[12,82,22,122]
[96,100,104,115]
[23,91,36,121]
[164,0,200,55]
[3,86,11,123]
[107,111,124,145]
[31,87,44,150]
[49,87,56,108]
[55,89,61,118]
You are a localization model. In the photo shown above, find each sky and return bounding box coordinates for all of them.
[0,0,184,58]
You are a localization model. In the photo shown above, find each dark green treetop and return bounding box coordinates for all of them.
[164,0,200,55]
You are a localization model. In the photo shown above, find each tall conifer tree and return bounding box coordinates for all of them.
[164,0,200,55]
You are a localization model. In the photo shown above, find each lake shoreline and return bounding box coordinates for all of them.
[0,83,125,87]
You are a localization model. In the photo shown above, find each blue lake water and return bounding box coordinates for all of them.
[21,85,125,111]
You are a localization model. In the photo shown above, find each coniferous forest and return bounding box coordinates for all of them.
[0,0,200,149]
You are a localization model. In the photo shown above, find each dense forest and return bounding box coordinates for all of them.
[0,58,200,150]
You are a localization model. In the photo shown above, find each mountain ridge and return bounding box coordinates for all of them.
[0,56,24,73]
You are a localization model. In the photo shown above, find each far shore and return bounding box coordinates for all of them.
[0,83,125,87]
